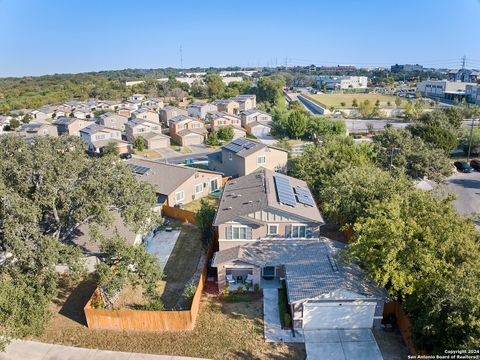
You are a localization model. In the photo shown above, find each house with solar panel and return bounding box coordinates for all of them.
[207,138,288,178]
[211,168,389,332]
[125,158,223,207]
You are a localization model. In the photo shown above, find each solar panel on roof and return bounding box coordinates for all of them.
[294,186,315,206]
[274,176,296,207]
[127,164,150,175]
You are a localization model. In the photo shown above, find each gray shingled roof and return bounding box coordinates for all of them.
[212,239,388,303]
[213,168,323,225]
[125,158,221,196]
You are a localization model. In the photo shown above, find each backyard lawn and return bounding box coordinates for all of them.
[183,194,219,212]
[306,93,404,109]
[33,286,305,360]
[133,149,163,159]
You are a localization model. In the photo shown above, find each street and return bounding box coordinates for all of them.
[445,171,480,224]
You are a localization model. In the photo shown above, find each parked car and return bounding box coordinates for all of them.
[454,161,474,173]
[120,152,132,160]
[470,159,480,171]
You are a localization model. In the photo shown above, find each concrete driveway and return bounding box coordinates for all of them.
[304,329,383,360]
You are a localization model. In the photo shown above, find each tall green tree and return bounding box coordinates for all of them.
[195,199,216,245]
[285,110,307,139]
[306,116,346,140]
[204,73,225,99]
[217,126,234,142]
[256,76,285,108]
[134,136,146,152]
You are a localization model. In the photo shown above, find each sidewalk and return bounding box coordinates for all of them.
[0,340,209,360]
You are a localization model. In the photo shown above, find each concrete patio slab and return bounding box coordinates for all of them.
[145,229,181,271]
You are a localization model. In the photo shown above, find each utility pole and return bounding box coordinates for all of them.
[180,45,183,69]
[467,118,474,163]
[285,56,288,68]
[461,55,466,70]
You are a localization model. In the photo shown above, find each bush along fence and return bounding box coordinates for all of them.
[83,242,215,331]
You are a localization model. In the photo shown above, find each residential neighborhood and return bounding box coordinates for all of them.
[1,1,480,360]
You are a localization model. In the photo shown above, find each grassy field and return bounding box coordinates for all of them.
[306,93,404,109]
[133,149,163,159]
[33,286,305,360]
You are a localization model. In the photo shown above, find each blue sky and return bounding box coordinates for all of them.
[1,0,480,77]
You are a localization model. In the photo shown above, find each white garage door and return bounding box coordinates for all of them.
[303,302,376,330]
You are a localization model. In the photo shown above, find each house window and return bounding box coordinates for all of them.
[268,224,279,236]
[195,183,203,194]
[210,178,219,192]
[257,155,266,165]
[228,152,233,161]
[175,190,184,203]
[96,134,105,140]
[232,226,247,240]
[291,224,307,238]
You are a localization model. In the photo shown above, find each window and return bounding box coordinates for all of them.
[291,224,306,238]
[210,178,219,192]
[175,190,184,203]
[195,183,203,194]
[95,134,106,140]
[257,155,266,165]
[228,152,233,161]
[232,226,247,239]
[268,224,279,236]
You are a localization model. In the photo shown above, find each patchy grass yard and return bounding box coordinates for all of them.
[181,146,192,154]
[159,223,205,309]
[306,93,404,109]
[33,286,305,360]
[133,149,163,159]
[182,195,219,213]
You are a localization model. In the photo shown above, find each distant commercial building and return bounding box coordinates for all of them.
[447,69,480,83]
[416,80,476,102]
[466,84,480,105]
[315,76,368,90]
[390,64,424,73]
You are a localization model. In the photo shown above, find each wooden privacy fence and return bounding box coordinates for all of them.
[84,243,213,331]
[162,205,197,224]
[383,302,419,355]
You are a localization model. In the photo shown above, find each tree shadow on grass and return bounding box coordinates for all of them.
[57,277,97,326]
[232,348,306,360]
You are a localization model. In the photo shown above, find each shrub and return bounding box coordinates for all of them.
[183,280,197,301]
[253,283,260,292]
[145,298,165,311]
[223,294,252,302]
[340,102,346,107]
[237,284,244,294]
[284,313,292,327]
[245,282,251,292]
[223,283,229,296]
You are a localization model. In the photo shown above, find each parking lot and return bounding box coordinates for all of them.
[445,171,480,227]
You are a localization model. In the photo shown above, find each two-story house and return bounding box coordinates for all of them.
[212,169,388,332]
[207,137,288,177]
[240,109,273,137]
[159,106,188,126]
[208,112,246,139]
[97,113,129,131]
[125,119,170,149]
[72,107,93,119]
[229,95,256,111]
[55,117,94,136]
[169,115,207,146]
[142,98,164,111]
[187,102,218,119]
[31,107,55,121]
[80,123,130,154]
[18,123,58,138]
[96,100,121,111]
[125,158,223,207]
[212,99,240,115]
[131,108,160,124]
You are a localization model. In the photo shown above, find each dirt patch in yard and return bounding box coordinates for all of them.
[373,328,410,360]
[33,291,304,360]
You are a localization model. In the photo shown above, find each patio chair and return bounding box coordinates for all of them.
[245,274,253,287]
[226,274,236,285]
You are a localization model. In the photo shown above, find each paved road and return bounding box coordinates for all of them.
[0,340,208,360]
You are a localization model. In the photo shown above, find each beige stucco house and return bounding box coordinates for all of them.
[240,109,273,137]
[169,115,207,146]
[97,113,129,131]
[132,108,160,124]
[208,112,246,139]
[125,158,222,207]
[18,123,58,138]
[125,119,169,149]
[212,99,240,115]
[187,102,218,119]
[211,168,388,332]
[159,106,188,126]
[80,123,130,154]
[208,137,288,178]
[55,117,94,136]
[230,95,256,111]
